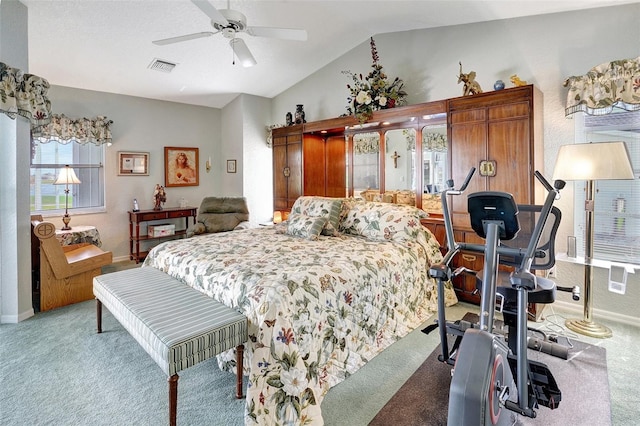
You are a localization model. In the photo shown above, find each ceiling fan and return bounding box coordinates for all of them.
[152,0,308,67]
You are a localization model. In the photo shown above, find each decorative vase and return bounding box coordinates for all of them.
[294,104,306,124]
[494,80,505,91]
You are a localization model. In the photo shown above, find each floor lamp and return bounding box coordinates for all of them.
[53,165,82,230]
[553,141,635,338]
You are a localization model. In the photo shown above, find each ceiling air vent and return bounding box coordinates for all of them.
[148,58,177,73]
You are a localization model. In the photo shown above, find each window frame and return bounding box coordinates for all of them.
[30,139,106,216]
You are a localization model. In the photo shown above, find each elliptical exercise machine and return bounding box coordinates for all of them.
[428,168,565,424]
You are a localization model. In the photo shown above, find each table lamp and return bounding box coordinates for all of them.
[54,165,82,230]
[552,141,635,338]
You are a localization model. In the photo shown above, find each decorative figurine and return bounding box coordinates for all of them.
[457,62,483,96]
[294,104,306,124]
[133,198,140,212]
[510,74,528,87]
[153,184,166,211]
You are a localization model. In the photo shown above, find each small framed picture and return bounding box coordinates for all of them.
[227,159,237,173]
[165,147,199,187]
[118,151,149,176]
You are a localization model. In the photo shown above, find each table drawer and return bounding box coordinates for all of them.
[136,212,168,221]
[168,209,194,219]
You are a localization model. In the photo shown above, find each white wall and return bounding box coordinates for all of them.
[43,86,222,261]
[0,0,33,323]
[219,94,274,225]
[271,4,640,321]
[241,94,275,225]
[220,96,244,197]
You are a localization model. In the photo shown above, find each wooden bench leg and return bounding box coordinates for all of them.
[236,344,244,399]
[96,299,102,333]
[169,374,179,426]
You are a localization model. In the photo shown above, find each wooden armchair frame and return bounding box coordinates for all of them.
[32,220,112,311]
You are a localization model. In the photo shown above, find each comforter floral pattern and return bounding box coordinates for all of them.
[143,226,457,425]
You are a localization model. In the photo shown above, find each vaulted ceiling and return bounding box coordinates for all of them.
[22,0,637,108]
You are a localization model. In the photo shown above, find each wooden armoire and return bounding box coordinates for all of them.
[447,85,543,303]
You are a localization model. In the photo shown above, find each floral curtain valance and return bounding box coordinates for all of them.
[564,56,640,116]
[402,129,416,151]
[353,132,380,154]
[0,62,52,126]
[32,114,113,145]
[423,132,447,152]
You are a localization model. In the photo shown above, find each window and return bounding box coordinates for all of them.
[573,111,640,265]
[30,140,105,214]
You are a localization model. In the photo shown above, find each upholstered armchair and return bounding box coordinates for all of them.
[187,197,250,237]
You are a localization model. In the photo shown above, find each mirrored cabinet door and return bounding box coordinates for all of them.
[384,128,417,205]
[422,125,448,194]
[352,132,380,199]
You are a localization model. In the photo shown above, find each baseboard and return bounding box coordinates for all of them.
[549,300,640,328]
[1,307,35,323]
[112,255,131,263]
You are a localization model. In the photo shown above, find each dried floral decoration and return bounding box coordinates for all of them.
[343,38,407,123]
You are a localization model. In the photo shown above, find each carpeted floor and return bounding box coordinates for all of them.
[370,315,610,426]
[3,260,639,425]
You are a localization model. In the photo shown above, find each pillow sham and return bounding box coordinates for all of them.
[339,201,428,243]
[286,213,327,240]
[290,196,343,236]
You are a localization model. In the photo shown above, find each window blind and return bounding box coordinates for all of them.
[573,111,640,265]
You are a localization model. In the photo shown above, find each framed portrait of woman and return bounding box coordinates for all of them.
[164,147,199,187]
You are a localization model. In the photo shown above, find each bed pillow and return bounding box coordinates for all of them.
[290,196,343,236]
[286,213,327,240]
[339,201,428,243]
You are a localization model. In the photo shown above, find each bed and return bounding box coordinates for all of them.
[143,196,457,425]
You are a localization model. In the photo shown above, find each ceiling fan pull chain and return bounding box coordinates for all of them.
[231,34,236,65]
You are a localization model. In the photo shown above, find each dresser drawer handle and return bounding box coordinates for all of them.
[462,254,477,262]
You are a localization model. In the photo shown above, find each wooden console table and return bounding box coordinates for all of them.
[129,206,197,263]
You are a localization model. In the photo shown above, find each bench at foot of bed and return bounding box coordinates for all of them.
[93,267,248,426]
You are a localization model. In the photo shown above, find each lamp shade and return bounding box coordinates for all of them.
[54,166,81,185]
[552,141,634,181]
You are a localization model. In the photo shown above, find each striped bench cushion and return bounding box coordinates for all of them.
[93,266,247,376]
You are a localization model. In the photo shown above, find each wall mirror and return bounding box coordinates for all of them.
[352,132,380,199]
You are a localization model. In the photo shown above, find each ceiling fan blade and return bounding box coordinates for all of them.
[229,38,257,67]
[152,31,215,46]
[191,0,229,26]
[246,26,308,41]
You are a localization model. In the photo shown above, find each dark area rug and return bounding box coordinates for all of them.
[370,314,611,426]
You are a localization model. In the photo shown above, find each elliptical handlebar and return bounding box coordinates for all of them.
[441,167,476,261]
[516,173,565,275]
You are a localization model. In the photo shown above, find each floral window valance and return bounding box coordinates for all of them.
[423,133,447,152]
[353,132,380,154]
[564,56,640,116]
[402,129,416,151]
[0,62,52,126]
[32,114,113,146]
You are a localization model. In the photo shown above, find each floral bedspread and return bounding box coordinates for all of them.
[143,226,457,425]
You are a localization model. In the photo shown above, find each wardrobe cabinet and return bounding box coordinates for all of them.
[273,125,303,211]
[447,85,543,303]
[272,125,346,211]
